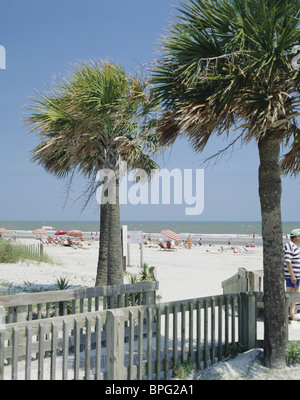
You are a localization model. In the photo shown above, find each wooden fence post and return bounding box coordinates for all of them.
[106,309,125,380]
[39,243,43,258]
[0,306,5,325]
[285,294,290,341]
[0,306,7,375]
[240,292,256,349]
[15,306,27,323]
[143,291,155,306]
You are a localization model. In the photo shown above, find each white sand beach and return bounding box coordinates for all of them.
[0,238,263,300]
[1,238,300,380]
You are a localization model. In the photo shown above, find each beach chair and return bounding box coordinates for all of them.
[166,241,173,250]
[166,241,177,251]
[158,242,166,250]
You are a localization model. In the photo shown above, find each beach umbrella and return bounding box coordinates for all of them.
[55,230,68,236]
[160,230,180,241]
[0,228,8,234]
[67,230,83,237]
[32,228,48,235]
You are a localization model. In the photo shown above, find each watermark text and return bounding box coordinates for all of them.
[0,45,6,69]
[96,162,204,216]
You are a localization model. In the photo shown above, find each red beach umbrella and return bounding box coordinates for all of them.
[33,229,48,235]
[0,228,8,234]
[160,230,180,241]
[55,230,68,236]
[67,230,83,237]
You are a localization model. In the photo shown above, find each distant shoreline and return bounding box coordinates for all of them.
[0,227,294,247]
[0,220,297,241]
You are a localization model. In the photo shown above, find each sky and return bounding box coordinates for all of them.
[0,0,299,223]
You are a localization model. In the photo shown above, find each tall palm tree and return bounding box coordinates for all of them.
[26,60,159,287]
[150,0,300,367]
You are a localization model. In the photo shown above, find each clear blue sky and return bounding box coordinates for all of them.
[0,0,299,222]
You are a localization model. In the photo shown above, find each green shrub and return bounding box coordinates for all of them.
[0,241,18,263]
[173,358,195,379]
[129,263,154,284]
[0,241,52,264]
[139,263,152,282]
[286,342,300,366]
[50,277,72,316]
[50,277,71,291]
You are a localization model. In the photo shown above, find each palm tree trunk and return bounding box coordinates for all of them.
[258,133,286,368]
[95,202,109,286]
[107,179,123,286]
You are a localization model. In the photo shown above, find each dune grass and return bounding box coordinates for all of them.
[0,240,52,264]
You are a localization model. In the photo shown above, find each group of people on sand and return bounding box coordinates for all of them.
[144,233,194,250]
[245,241,256,248]
[1,232,17,242]
[42,235,91,250]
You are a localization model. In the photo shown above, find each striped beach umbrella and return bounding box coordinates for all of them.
[67,230,83,237]
[160,230,180,241]
[33,229,48,235]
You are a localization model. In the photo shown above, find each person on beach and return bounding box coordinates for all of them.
[187,234,192,250]
[284,229,300,322]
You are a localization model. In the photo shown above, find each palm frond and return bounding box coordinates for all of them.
[26,60,163,206]
[150,0,300,164]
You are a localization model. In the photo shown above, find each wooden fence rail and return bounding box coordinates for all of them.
[0,281,159,324]
[0,291,260,380]
[222,268,264,293]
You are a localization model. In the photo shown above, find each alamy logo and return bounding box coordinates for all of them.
[96,162,204,216]
[0,45,6,69]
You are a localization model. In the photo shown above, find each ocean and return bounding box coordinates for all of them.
[0,220,297,246]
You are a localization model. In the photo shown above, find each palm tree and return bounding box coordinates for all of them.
[26,60,159,287]
[150,0,300,367]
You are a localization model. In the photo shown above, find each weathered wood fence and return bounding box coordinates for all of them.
[222,269,300,311]
[1,288,298,380]
[10,241,44,258]
[0,281,158,323]
[0,288,262,380]
[26,243,43,258]
[222,268,263,293]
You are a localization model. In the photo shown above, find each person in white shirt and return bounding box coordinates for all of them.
[284,229,300,321]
